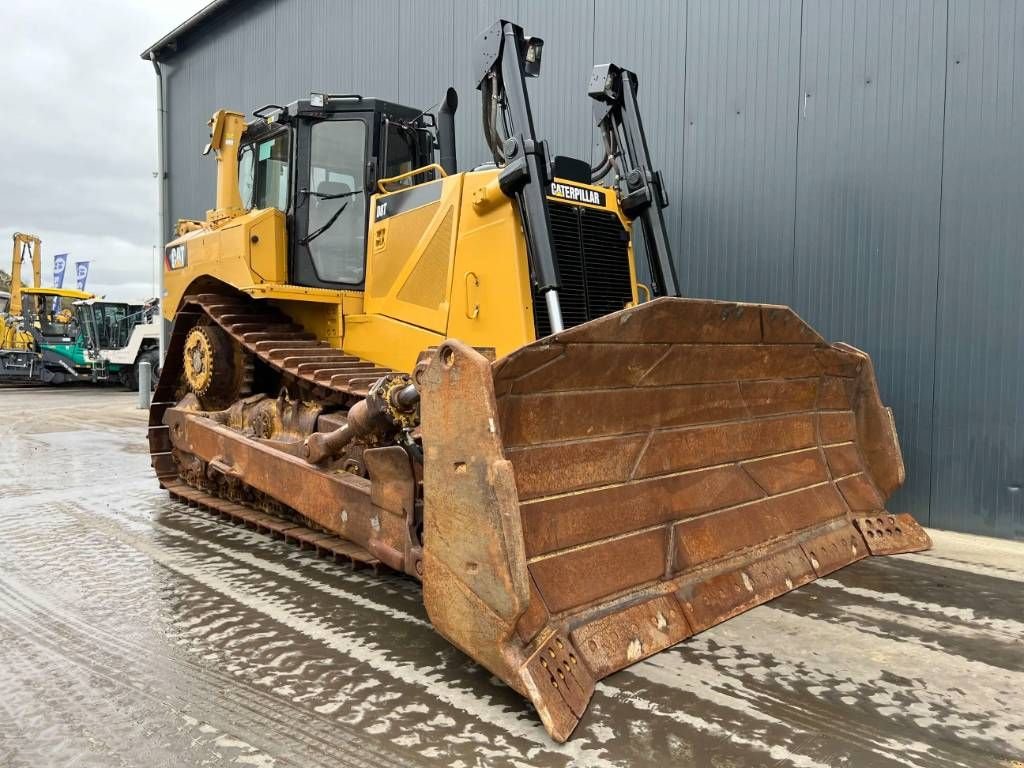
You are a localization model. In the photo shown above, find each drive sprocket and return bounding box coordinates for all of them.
[182,323,250,409]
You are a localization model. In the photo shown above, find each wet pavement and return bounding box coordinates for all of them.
[0,386,1021,768]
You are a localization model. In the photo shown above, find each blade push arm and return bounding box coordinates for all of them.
[589,64,680,297]
[476,19,565,333]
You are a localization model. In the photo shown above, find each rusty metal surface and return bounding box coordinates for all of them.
[149,290,422,577]
[148,292,395,494]
[855,513,934,555]
[162,477,382,569]
[163,403,418,571]
[148,293,416,579]
[419,297,931,741]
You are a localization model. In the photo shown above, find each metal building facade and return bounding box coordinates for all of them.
[147,0,1024,540]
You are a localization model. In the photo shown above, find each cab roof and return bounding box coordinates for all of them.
[245,96,427,138]
[22,287,94,300]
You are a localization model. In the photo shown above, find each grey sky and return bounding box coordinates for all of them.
[0,1,207,301]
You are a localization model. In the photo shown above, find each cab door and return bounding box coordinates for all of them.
[291,117,371,289]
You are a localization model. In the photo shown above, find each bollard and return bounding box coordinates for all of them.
[137,361,152,409]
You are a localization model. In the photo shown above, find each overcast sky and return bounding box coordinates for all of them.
[0,1,207,301]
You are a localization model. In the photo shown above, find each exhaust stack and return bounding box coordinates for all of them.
[437,87,459,175]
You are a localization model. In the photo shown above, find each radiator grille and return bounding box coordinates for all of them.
[532,202,633,338]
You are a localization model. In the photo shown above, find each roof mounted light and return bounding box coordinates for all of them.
[307,92,363,110]
[523,36,544,77]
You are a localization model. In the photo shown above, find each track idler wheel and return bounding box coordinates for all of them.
[182,323,249,409]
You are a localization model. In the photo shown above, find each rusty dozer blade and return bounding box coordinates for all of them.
[418,296,930,741]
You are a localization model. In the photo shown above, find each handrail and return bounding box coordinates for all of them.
[376,163,447,194]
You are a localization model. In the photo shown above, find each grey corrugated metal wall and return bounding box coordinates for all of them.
[155,0,1024,540]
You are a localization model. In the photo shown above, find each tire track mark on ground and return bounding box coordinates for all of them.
[0,578,427,768]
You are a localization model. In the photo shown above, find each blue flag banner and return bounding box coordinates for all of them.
[53,253,67,288]
[74,261,90,292]
[52,254,69,312]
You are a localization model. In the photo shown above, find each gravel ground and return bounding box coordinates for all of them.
[0,386,1021,768]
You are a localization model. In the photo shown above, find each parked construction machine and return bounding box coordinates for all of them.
[73,297,161,387]
[0,232,161,385]
[0,232,54,382]
[149,19,930,741]
[1,285,95,383]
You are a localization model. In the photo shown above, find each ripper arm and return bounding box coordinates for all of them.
[589,63,680,298]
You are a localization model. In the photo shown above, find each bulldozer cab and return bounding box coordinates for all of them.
[235,97,434,290]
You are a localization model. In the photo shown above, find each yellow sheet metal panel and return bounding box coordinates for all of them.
[272,299,343,348]
[367,204,440,299]
[248,209,287,282]
[445,170,538,357]
[243,284,349,302]
[164,229,223,317]
[342,313,444,373]
[163,208,287,318]
[395,209,455,310]
[364,176,463,334]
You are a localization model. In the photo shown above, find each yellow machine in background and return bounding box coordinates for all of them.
[1,233,42,357]
[150,19,929,741]
[7,232,41,318]
[0,311,33,360]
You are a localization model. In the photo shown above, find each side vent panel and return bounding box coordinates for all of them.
[368,203,440,299]
[398,209,454,310]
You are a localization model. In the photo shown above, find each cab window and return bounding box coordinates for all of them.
[383,122,417,186]
[24,295,76,338]
[306,120,366,283]
[245,132,290,211]
[238,144,255,209]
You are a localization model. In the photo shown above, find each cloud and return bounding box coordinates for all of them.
[9,226,160,302]
[0,0,207,298]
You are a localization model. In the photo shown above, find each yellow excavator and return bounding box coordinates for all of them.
[150,19,930,741]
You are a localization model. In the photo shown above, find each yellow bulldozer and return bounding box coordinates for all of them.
[150,19,930,741]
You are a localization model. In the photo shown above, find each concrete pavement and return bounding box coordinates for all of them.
[0,386,1020,767]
